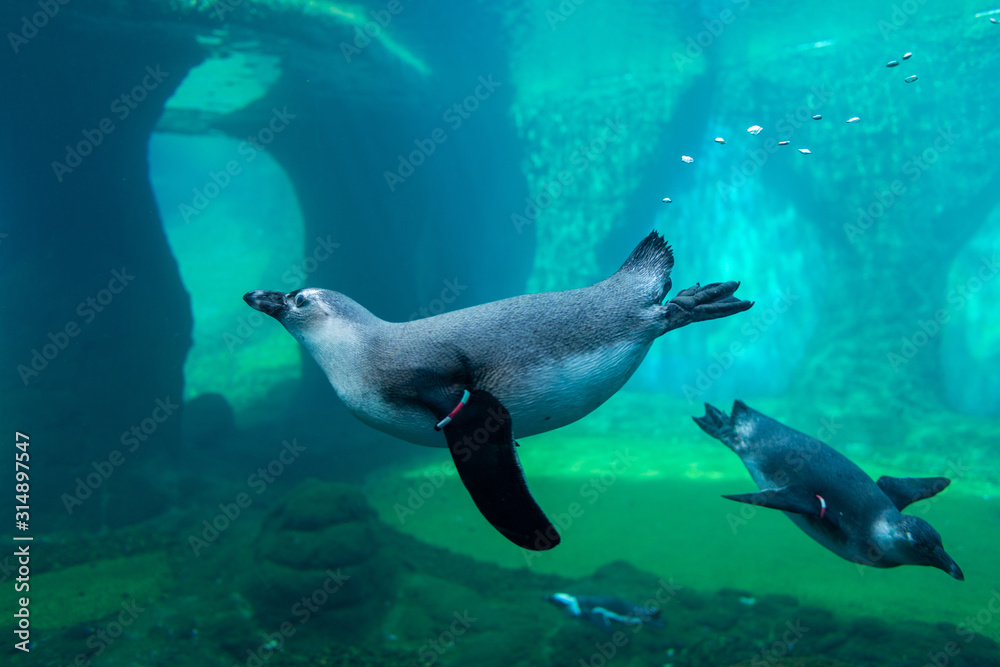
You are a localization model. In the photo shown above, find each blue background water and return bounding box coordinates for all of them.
[2,1,1000,665]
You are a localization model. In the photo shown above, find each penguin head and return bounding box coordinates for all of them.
[245,289,375,332]
[244,288,379,363]
[888,515,964,580]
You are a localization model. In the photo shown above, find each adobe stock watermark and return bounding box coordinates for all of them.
[725,415,843,534]
[280,236,341,287]
[887,254,998,372]
[904,459,971,520]
[61,396,179,515]
[384,75,501,192]
[748,619,809,667]
[188,439,306,556]
[407,278,468,320]
[210,0,243,20]
[7,0,71,53]
[681,288,799,402]
[59,599,146,665]
[393,460,457,525]
[237,568,351,667]
[908,587,1000,667]
[716,86,831,202]
[511,117,626,234]
[954,588,1000,644]
[544,0,587,30]
[339,0,412,63]
[223,310,268,353]
[672,0,751,71]
[522,449,638,560]
[844,126,959,244]
[17,268,135,386]
[877,0,930,39]
[0,556,14,585]
[178,107,297,223]
[577,578,682,667]
[409,610,477,667]
[51,66,169,182]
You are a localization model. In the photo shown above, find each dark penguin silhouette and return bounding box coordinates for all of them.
[245,232,752,551]
[694,401,963,579]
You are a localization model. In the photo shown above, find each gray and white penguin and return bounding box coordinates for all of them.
[694,400,964,579]
[245,232,753,550]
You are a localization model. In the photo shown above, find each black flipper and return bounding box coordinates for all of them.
[692,403,741,452]
[876,476,951,511]
[440,389,559,551]
[723,486,837,525]
[661,281,754,333]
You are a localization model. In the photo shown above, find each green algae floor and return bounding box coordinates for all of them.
[363,392,1000,646]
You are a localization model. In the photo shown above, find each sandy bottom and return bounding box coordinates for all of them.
[364,424,1000,644]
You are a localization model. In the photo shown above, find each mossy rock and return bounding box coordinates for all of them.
[261,479,374,532]
[29,553,172,631]
[258,521,377,570]
[247,481,397,642]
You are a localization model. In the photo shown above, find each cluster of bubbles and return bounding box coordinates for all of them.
[660,50,933,204]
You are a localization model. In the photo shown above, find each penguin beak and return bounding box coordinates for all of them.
[930,546,964,580]
[244,290,288,317]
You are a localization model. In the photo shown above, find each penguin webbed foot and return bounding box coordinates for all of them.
[661,281,753,332]
[692,403,740,450]
[438,389,560,551]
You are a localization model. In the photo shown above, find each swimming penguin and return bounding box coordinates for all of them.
[693,401,964,579]
[244,232,752,550]
[546,593,663,631]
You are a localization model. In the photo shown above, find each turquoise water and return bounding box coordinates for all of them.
[3,1,1000,665]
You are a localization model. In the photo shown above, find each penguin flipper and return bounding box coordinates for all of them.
[586,609,614,633]
[723,486,835,524]
[440,389,560,551]
[876,476,951,510]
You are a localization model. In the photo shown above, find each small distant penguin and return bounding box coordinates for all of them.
[546,593,663,632]
[245,232,752,551]
[694,401,964,579]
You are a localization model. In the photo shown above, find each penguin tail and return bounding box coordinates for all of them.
[612,231,674,304]
[692,403,742,451]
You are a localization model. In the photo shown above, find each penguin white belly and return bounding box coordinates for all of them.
[498,339,652,439]
[333,339,652,448]
[348,399,444,447]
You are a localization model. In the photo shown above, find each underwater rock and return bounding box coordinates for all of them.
[795,607,837,638]
[688,12,1000,418]
[248,480,396,641]
[940,204,1000,416]
[504,2,704,292]
[752,592,800,617]
[0,2,200,529]
[847,616,892,641]
[31,553,172,631]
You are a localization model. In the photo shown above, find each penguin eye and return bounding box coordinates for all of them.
[294,293,309,308]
